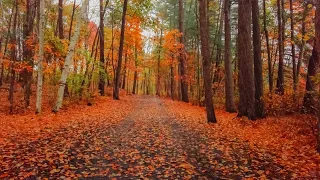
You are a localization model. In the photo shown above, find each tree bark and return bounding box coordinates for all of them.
[156,29,163,96]
[290,0,297,91]
[9,0,18,114]
[252,0,265,118]
[53,0,89,112]
[276,0,285,94]
[199,0,217,123]
[179,0,189,103]
[297,3,311,89]
[224,0,236,113]
[113,0,128,100]
[303,1,320,113]
[263,0,273,92]
[68,0,76,41]
[238,0,256,120]
[213,0,224,93]
[22,0,36,108]
[36,0,45,113]
[57,0,64,39]
[98,0,106,96]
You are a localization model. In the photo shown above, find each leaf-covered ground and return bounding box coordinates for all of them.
[0,96,319,179]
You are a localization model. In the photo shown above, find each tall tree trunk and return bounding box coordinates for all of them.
[213,0,224,92]
[22,0,36,107]
[53,0,89,112]
[111,9,115,79]
[156,29,163,96]
[238,0,256,120]
[296,3,310,89]
[263,0,273,92]
[179,0,189,103]
[98,0,106,96]
[195,0,201,106]
[59,0,71,97]
[290,0,297,91]
[9,0,18,114]
[199,0,217,123]
[303,1,320,152]
[224,0,236,113]
[113,0,128,100]
[276,0,284,94]
[252,0,265,118]
[303,1,320,112]
[36,0,45,113]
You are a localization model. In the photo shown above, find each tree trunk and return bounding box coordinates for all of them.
[224,0,236,113]
[36,0,45,113]
[58,2,70,97]
[238,0,256,120]
[213,0,224,93]
[252,0,265,118]
[68,0,76,41]
[22,0,36,108]
[303,1,320,113]
[290,0,297,91]
[53,0,89,112]
[8,1,18,114]
[199,0,217,123]
[296,3,310,89]
[263,0,273,92]
[98,0,105,96]
[178,0,189,103]
[276,0,284,94]
[57,0,64,39]
[113,0,128,100]
[156,29,163,96]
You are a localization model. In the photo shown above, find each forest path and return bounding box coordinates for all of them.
[0,96,292,179]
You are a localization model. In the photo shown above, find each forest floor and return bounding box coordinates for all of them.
[0,94,319,179]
